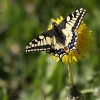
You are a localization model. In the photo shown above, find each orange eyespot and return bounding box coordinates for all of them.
[64,47,69,52]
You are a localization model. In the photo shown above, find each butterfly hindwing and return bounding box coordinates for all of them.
[47,41,66,58]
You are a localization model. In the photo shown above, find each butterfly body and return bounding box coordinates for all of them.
[52,22,66,45]
[25,8,86,62]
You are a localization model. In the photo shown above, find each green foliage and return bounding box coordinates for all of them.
[0,0,100,100]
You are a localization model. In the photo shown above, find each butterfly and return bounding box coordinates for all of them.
[25,8,86,62]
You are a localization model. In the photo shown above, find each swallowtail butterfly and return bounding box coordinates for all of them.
[25,8,86,62]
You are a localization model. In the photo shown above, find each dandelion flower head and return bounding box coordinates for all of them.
[48,16,93,64]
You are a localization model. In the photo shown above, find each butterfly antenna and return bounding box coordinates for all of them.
[39,19,44,23]
[59,9,60,13]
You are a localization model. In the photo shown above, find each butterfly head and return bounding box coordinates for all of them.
[52,22,57,27]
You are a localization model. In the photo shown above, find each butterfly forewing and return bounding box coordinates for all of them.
[59,8,86,31]
[58,8,86,53]
[25,30,54,53]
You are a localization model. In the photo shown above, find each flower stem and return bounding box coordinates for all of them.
[67,64,74,84]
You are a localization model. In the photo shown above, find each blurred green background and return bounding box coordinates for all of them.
[0,0,100,100]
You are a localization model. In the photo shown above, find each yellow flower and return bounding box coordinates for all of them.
[48,16,64,30]
[48,16,93,64]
